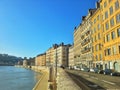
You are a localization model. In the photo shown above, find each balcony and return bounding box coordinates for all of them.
[81,48,91,54]
[81,38,90,46]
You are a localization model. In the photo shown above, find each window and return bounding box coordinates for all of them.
[99,54,102,60]
[94,27,96,33]
[98,33,101,39]
[100,5,103,10]
[105,11,108,19]
[92,46,94,53]
[109,6,113,15]
[105,22,109,30]
[106,34,110,42]
[111,31,115,39]
[119,45,120,53]
[112,46,116,55]
[96,55,98,60]
[110,18,114,27]
[104,1,107,8]
[94,19,96,24]
[98,24,100,30]
[115,1,119,10]
[97,15,100,20]
[107,48,111,55]
[117,28,120,37]
[104,50,106,56]
[116,13,120,23]
[95,35,96,41]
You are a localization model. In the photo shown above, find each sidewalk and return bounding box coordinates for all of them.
[57,68,81,90]
[33,71,49,90]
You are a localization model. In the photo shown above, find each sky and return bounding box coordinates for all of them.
[0,0,98,58]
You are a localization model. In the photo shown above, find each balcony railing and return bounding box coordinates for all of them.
[81,48,91,54]
[81,38,90,46]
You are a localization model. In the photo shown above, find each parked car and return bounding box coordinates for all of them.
[80,68,84,71]
[110,71,120,76]
[90,68,95,72]
[98,70,104,74]
[94,67,100,73]
[83,67,90,72]
[103,69,113,75]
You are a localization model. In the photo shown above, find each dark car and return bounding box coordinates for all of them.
[110,71,120,76]
[103,69,113,75]
[98,70,104,74]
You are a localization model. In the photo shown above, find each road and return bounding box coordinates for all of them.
[65,70,120,90]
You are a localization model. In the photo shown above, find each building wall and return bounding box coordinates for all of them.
[99,0,120,71]
[74,26,82,66]
[80,14,93,68]
[68,45,74,68]
[35,53,46,66]
[53,43,70,67]
[46,47,54,66]
[91,6,104,69]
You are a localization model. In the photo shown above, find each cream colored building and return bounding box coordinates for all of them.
[74,26,82,67]
[46,47,54,66]
[74,9,96,68]
[53,43,71,67]
[23,60,28,66]
[68,45,74,68]
[35,53,46,66]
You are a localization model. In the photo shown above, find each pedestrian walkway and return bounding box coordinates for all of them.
[33,71,49,90]
[57,68,81,90]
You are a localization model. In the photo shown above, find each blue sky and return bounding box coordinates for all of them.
[0,0,98,58]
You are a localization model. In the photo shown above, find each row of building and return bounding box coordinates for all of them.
[20,0,120,72]
[74,0,120,72]
[35,43,71,68]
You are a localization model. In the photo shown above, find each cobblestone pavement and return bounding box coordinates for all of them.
[57,68,81,90]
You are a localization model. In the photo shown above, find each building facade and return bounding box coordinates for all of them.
[53,43,71,67]
[74,26,82,68]
[99,0,120,71]
[35,53,46,66]
[68,45,74,68]
[46,47,54,66]
[74,9,96,68]
[91,2,104,69]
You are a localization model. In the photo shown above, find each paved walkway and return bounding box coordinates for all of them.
[33,71,49,90]
[57,68,81,90]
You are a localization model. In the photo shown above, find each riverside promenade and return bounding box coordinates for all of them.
[57,68,81,90]
[32,66,49,90]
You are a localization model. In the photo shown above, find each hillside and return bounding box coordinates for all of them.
[0,54,23,66]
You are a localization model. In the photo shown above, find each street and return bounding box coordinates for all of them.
[65,70,120,90]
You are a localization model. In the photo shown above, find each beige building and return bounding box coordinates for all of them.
[74,26,82,67]
[23,60,28,66]
[53,43,71,67]
[46,47,54,66]
[35,53,46,66]
[68,45,74,68]
[74,9,96,68]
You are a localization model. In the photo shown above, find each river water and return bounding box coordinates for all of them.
[0,66,41,90]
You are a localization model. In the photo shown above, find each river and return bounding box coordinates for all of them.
[0,66,41,90]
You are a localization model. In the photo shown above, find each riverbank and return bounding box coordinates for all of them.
[15,65,49,90]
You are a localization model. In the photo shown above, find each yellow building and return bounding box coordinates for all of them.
[99,0,120,71]
[35,53,46,66]
[91,2,104,69]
